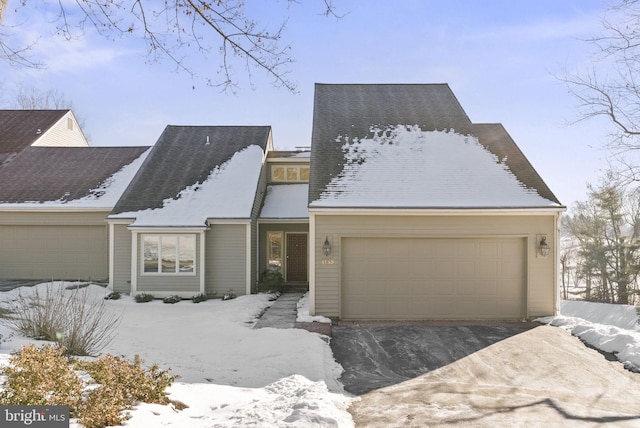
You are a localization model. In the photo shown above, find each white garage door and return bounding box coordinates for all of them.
[0,225,108,280]
[341,237,525,320]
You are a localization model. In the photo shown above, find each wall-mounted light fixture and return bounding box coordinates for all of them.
[322,236,332,257]
[538,235,550,257]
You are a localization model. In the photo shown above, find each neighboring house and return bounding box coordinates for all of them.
[0,146,149,281]
[0,109,149,282]
[107,126,274,298]
[307,83,565,320]
[0,110,88,165]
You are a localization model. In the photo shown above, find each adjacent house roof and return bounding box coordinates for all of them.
[0,146,150,208]
[110,125,272,227]
[308,83,562,209]
[0,110,71,163]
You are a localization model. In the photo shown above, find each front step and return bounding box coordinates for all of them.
[285,282,309,293]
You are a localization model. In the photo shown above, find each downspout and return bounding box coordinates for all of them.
[131,231,138,295]
[309,212,316,315]
[108,223,114,290]
[246,223,252,295]
[555,212,562,316]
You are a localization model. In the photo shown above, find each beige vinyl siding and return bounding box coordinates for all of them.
[205,224,248,296]
[0,211,110,280]
[31,112,88,147]
[135,233,201,295]
[313,213,557,319]
[111,223,132,294]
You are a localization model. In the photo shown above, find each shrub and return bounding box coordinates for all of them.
[75,354,176,427]
[104,291,121,300]
[162,295,181,304]
[191,293,208,303]
[0,344,83,409]
[7,283,121,356]
[257,269,285,294]
[0,345,177,428]
[134,292,154,303]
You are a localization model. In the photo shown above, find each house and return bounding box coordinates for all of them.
[0,109,88,164]
[0,85,564,320]
[307,83,564,320]
[0,109,149,281]
[107,126,274,298]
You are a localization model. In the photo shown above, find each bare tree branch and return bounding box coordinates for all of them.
[0,1,341,91]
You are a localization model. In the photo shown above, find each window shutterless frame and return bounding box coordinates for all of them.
[141,234,196,275]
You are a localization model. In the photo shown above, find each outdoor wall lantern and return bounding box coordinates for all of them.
[538,235,550,257]
[322,236,332,257]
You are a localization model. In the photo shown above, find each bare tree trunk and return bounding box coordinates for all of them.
[560,253,568,300]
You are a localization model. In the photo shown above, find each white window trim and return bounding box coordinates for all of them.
[141,234,197,276]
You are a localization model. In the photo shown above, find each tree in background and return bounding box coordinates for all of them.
[563,0,640,180]
[0,1,338,91]
[13,86,72,110]
[564,173,640,304]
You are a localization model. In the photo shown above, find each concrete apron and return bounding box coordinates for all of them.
[348,325,640,427]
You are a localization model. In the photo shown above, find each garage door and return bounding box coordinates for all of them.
[0,225,108,280]
[341,237,525,320]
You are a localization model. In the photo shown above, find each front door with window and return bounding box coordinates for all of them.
[286,233,308,282]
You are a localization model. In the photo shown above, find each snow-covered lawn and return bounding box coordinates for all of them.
[538,300,640,371]
[0,282,639,427]
[0,283,353,427]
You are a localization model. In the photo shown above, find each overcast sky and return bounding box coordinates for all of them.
[0,0,616,207]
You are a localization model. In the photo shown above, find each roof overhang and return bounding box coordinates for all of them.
[0,206,112,212]
[258,218,309,224]
[308,206,566,216]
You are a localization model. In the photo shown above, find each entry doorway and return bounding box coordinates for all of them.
[286,233,308,282]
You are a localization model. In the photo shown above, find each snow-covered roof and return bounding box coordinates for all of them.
[113,145,265,227]
[0,146,150,209]
[110,126,271,227]
[311,126,558,208]
[259,184,309,219]
[309,83,562,209]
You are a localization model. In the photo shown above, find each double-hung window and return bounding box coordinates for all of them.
[143,235,196,274]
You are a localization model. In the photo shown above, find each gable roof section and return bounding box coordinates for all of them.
[309,83,562,209]
[110,126,271,226]
[0,110,70,164]
[0,146,149,208]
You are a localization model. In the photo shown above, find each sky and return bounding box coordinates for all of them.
[0,0,619,207]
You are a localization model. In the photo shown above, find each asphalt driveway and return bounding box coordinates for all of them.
[331,320,538,395]
[332,323,640,427]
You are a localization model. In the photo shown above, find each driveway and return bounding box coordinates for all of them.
[332,322,640,427]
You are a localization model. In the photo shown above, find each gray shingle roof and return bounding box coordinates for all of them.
[0,146,149,203]
[0,110,70,163]
[111,125,271,215]
[309,83,562,208]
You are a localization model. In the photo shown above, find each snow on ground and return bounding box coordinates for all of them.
[1,282,639,427]
[0,282,353,427]
[539,300,640,371]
